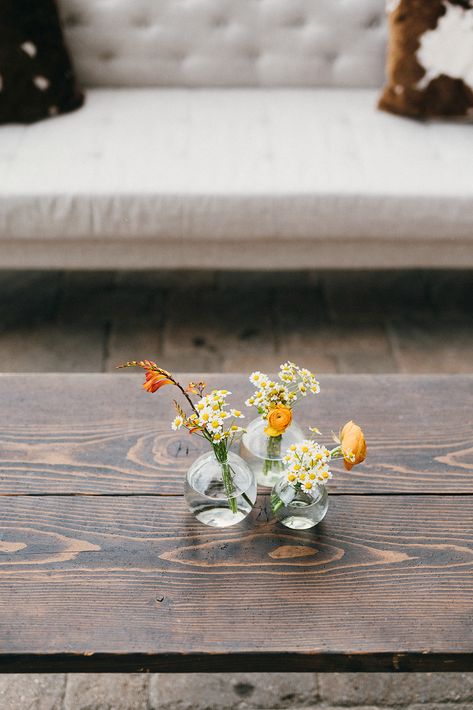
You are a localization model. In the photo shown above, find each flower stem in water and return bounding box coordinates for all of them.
[263,434,284,476]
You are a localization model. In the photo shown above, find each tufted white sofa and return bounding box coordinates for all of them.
[1,0,473,270]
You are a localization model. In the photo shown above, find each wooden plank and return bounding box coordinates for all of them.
[0,494,472,672]
[0,374,472,494]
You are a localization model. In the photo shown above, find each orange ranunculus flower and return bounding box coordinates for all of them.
[143,370,173,393]
[340,420,367,470]
[265,405,293,437]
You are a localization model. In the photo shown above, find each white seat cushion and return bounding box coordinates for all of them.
[1,88,473,268]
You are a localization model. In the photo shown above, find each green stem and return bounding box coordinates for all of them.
[270,492,285,513]
[212,442,238,514]
[263,435,285,476]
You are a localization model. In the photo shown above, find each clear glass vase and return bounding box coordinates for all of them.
[270,478,328,530]
[240,416,305,488]
[184,450,257,528]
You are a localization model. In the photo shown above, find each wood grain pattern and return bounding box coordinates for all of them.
[0,373,472,672]
[0,495,472,671]
[0,374,472,494]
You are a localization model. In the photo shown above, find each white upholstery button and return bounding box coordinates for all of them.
[211,15,228,28]
[99,50,116,62]
[246,49,260,61]
[131,15,150,28]
[286,16,306,28]
[324,51,338,63]
[63,12,83,27]
[172,50,187,62]
[366,15,382,28]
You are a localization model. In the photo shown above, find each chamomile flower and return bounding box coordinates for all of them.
[172,415,184,430]
[246,362,320,419]
[283,439,334,498]
[250,372,264,385]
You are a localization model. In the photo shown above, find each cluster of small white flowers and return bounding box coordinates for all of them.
[172,389,244,443]
[245,362,320,416]
[282,440,332,496]
[278,362,320,395]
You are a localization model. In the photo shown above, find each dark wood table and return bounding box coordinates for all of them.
[0,373,472,673]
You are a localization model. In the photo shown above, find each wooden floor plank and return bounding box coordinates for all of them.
[0,374,472,494]
[0,494,471,671]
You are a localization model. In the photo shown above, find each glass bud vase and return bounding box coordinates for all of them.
[270,478,328,530]
[240,416,305,488]
[184,450,257,528]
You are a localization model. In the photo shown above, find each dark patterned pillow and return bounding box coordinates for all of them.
[379,0,473,119]
[0,0,84,124]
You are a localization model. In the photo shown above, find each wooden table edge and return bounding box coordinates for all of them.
[1,652,472,674]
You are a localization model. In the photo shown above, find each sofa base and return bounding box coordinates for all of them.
[3,238,473,270]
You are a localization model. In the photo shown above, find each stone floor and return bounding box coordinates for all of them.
[1,269,472,709]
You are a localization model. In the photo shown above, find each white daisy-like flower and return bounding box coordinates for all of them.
[282,439,334,493]
[171,415,184,430]
[198,410,211,424]
[298,368,311,379]
[209,417,223,430]
[229,424,243,433]
[280,372,294,383]
[249,371,263,385]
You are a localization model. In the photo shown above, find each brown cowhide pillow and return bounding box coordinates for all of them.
[0,0,84,124]
[379,0,473,119]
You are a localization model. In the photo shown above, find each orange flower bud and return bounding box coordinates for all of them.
[265,405,293,437]
[340,420,367,470]
[143,371,173,393]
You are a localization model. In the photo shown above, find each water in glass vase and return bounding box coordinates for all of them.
[185,451,257,527]
[240,417,305,487]
[271,478,328,530]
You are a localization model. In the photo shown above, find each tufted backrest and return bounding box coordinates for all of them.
[58,0,387,88]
